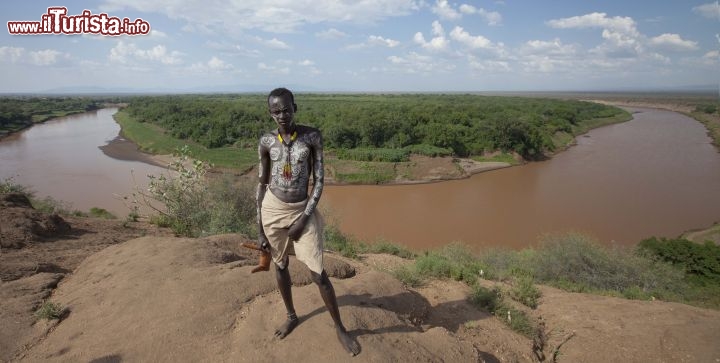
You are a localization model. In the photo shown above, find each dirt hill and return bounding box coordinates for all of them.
[2,195,720,362]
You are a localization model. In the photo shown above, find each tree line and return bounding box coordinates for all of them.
[0,97,100,134]
[122,94,626,160]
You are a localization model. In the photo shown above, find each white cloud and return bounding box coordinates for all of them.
[205,41,263,57]
[693,2,720,20]
[100,0,421,33]
[459,4,502,25]
[266,38,291,50]
[258,62,290,74]
[414,21,449,52]
[150,29,168,38]
[368,35,400,48]
[648,34,699,52]
[28,50,63,66]
[467,56,510,72]
[0,46,25,63]
[298,59,314,66]
[109,41,183,65]
[547,13,641,58]
[315,28,347,40]
[520,39,577,56]
[386,51,455,73]
[187,57,235,73]
[0,47,69,66]
[449,26,493,49]
[432,0,461,20]
[207,57,232,70]
[547,12,638,36]
[346,35,401,50]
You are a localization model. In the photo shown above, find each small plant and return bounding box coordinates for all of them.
[470,285,501,312]
[89,207,117,219]
[392,265,423,287]
[362,239,415,259]
[510,275,542,309]
[469,284,536,337]
[324,224,358,259]
[0,177,31,195]
[35,301,64,320]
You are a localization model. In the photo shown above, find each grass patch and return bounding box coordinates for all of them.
[327,158,395,184]
[89,207,116,219]
[403,144,453,157]
[469,285,535,337]
[470,152,519,165]
[114,110,256,170]
[509,276,542,309]
[393,243,485,286]
[336,147,409,162]
[35,301,64,320]
[571,110,633,136]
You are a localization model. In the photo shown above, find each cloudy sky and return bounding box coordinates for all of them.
[1,1,718,93]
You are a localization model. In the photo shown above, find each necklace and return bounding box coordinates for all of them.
[277,131,297,181]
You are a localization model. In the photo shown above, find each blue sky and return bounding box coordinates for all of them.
[1,1,718,93]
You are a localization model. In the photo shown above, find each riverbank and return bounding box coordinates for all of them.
[111,105,631,186]
[0,109,90,140]
[587,98,720,149]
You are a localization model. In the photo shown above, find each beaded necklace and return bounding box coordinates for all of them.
[277,130,297,180]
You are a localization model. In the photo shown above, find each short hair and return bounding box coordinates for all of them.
[268,87,295,104]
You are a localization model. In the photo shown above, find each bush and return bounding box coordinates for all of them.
[531,233,684,293]
[131,145,257,237]
[35,301,64,320]
[695,104,718,114]
[336,147,409,162]
[324,224,358,259]
[361,239,415,259]
[510,276,542,309]
[637,237,720,282]
[403,144,453,157]
[469,284,535,337]
[89,207,116,219]
[470,284,501,311]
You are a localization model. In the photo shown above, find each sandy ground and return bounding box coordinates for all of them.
[3,197,720,362]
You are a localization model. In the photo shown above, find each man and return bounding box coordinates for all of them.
[255,87,360,356]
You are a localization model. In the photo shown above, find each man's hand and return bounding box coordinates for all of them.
[287,214,310,241]
[257,234,270,252]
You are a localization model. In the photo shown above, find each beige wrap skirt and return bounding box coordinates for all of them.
[261,190,324,274]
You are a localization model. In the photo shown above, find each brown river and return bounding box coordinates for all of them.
[1,107,719,250]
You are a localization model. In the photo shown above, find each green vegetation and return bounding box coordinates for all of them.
[0,177,84,216]
[114,111,256,169]
[35,301,64,320]
[638,237,720,283]
[119,94,629,164]
[130,146,257,237]
[0,97,100,136]
[327,159,396,184]
[324,224,415,260]
[471,152,519,165]
[89,207,117,219]
[470,285,535,336]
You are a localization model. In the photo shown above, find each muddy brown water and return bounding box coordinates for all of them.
[323,107,720,250]
[1,107,719,250]
[0,108,167,217]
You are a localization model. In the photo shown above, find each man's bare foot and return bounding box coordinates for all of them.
[274,316,299,339]
[336,327,360,356]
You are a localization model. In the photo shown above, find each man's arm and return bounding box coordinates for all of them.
[287,130,324,241]
[304,130,324,216]
[256,138,271,250]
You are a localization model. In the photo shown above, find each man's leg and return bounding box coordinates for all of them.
[311,270,361,356]
[274,258,298,338]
